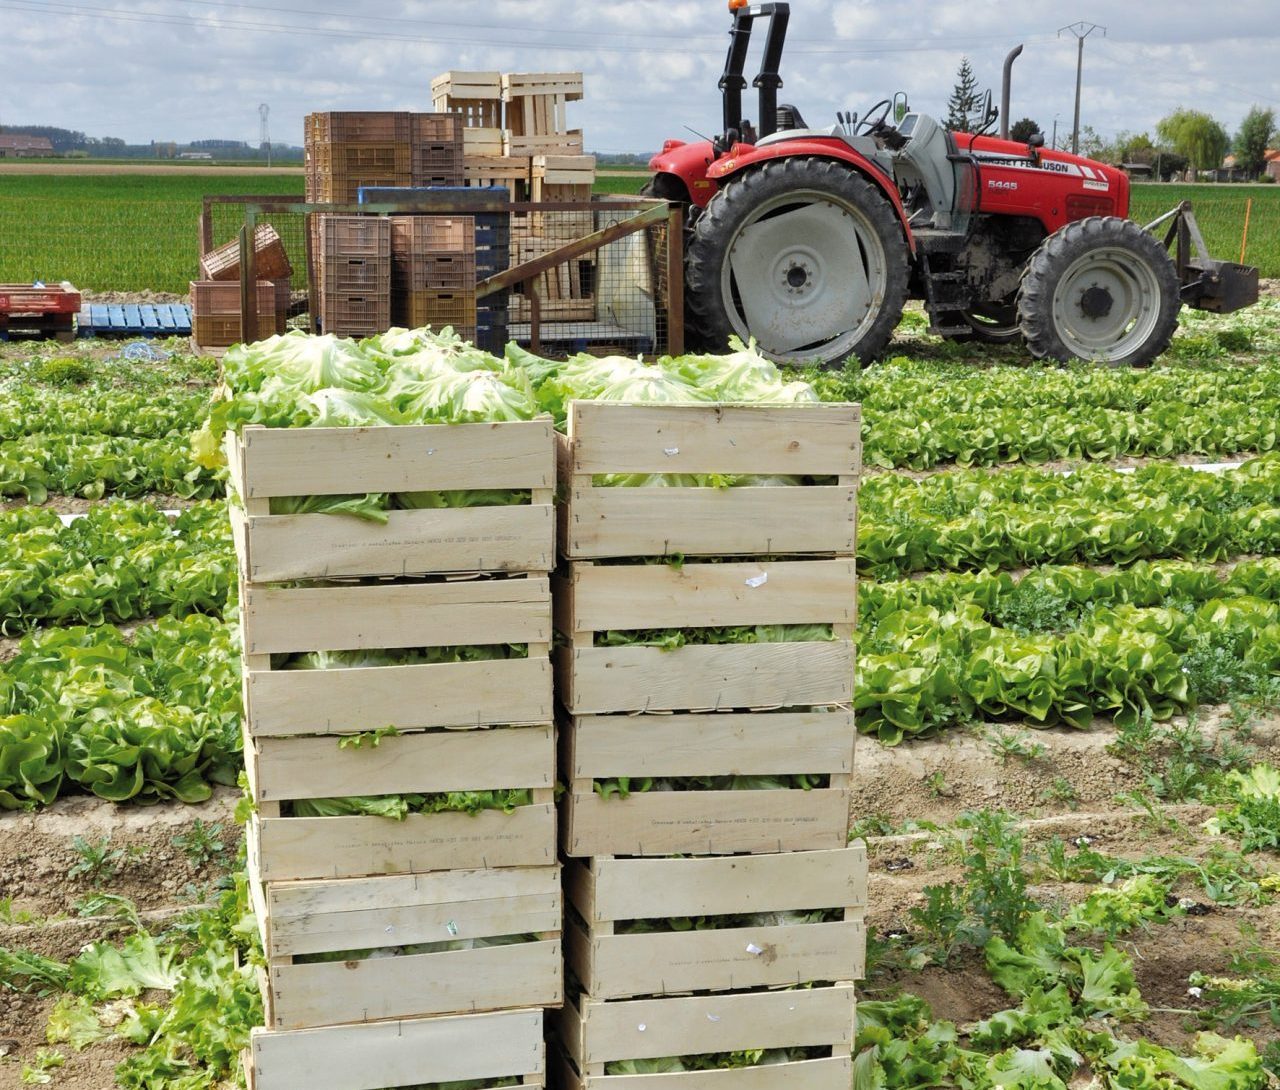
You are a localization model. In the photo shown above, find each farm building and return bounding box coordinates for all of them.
[1268,147,1280,182]
[0,133,53,157]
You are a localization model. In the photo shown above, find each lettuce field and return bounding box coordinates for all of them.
[1,300,1279,1089]
[0,170,1277,292]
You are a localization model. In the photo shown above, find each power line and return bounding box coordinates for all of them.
[0,0,1059,57]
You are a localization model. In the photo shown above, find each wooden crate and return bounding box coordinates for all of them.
[533,154,596,185]
[558,402,861,559]
[466,154,531,196]
[246,1008,545,1090]
[505,130,585,157]
[463,127,506,155]
[554,558,856,715]
[239,573,554,738]
[564,847,866,1000]
[556,986,855,1090]
[502,72,585,102]
[561,710,855,856]
[248,864,562,1029]
[433,70,504,104]
[226,419,555,581]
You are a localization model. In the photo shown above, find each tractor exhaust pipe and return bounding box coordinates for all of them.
[999,44,1023,140]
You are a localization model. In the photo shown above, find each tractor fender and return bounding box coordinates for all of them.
[648,139,718,206]
[706,140,915,253]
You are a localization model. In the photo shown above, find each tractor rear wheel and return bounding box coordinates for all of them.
[1017,216,1180,366]
[685,156,909,368]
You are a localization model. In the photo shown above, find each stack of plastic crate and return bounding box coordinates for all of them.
[551,400,867,1090]
[315,214,390,337]
[229,415,562,1090]
[389,214,476,337]
[304,111,462,202]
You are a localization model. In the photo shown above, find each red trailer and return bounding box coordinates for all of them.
[0,282,81,341]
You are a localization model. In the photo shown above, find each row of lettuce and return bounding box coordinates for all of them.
[3,551,1279,807]
[4,453,1280,635]
[4,322,1280,506]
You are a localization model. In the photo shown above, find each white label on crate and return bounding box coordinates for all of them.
[707,1013,721,1023]
[664,447,680,456]
[637,1024,647,1032]
[447,920,459,936]
[745,943,764,955]
[745,573,768,588]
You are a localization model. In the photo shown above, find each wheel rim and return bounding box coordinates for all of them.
[1049,245,1163,361]
[963,303,1020,341]
[720,188,890,360]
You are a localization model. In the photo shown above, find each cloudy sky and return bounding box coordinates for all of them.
[3,0,1277,153]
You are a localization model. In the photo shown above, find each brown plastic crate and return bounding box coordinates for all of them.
[307,172,409,204]
[307,141,413,177]
[200,224,293,282]
[307,111,413,144]
[321,292,390,338]
[390,215,474,254]
[412,142,464,186]
[317,215,392,258]
[323,256,389,293]
[193,314,279,348]
[395,288,476,335]
[411,113,462,144]
[392,253,476,292]
[190,279,279,317]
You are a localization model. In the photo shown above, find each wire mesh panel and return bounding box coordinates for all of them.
[201,196,679,355]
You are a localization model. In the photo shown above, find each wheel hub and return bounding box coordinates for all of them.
[1079,284,1113,319]
[727,197,878,354]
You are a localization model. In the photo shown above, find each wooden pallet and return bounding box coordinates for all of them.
[560,710,855,856]
[556,986,856,1090]
[246,1008,545,1090]
[505,131,585,157]
[226,420,556,581]
[248,863,562,1029]
[564,847,866,1000]
[554,558,856,714]
[558,402,861,559]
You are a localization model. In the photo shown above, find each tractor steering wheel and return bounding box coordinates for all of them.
[856,99,894,135]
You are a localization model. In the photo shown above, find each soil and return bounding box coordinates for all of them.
[0,494,202,515]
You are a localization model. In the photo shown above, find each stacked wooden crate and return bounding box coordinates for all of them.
[433,71,530,200]
[503,72,585,157]
[230,418,562,1090]
[304,111,463,203]
[552,401,866,1090]
[315,214,390,337]
[389,214,477,337]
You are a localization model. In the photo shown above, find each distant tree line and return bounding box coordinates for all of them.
[0,123,302,160]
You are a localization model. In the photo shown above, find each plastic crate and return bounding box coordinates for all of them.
[322,256,388,294]
[200,224,293,282]
[306,111,413,144]
[316,215,392,258]
[319,292,389,338]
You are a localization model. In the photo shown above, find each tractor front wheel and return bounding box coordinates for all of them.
[1017,216,1180,366]
[685,156,909,368]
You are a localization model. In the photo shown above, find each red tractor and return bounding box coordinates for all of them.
[648,2,1258,368]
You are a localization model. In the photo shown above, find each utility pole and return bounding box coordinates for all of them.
[1058,21,1105,155]
[259,103,271,168]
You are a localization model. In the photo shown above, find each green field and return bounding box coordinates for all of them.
[0,171,1274,293]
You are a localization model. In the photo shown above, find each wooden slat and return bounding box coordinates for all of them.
[563,788,850,857]
[572,987,856,1063]
[561,485,857,558]
[237,418,555,498]
[233,503,555,582]
[584,846,868,921]
[569,711,854,777]
[266,938,562,1029]
[578,1057,852,1090]
[246,656,553,736]
[250,1009,544,1090]
[574,916,865,999]
[558,640,854,715]
[250,724,553,801]
[240,577,550,655]
[250,803,556,881]
[567,403,860,476]
[565,560,856,631]
[262,866,562,958]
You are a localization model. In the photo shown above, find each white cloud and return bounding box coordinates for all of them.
[0,0,1274,150]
